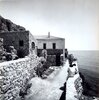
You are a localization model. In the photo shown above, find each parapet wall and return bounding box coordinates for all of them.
[0,55,41,100]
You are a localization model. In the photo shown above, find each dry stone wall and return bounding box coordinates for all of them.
[0,55,41,100]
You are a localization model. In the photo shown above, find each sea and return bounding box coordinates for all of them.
[69,50,99,97]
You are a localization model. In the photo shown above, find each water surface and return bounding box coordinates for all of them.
[69,50,99,97]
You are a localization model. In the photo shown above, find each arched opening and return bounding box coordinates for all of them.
[32,42,35,50]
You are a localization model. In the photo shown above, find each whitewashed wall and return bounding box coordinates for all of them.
[37,39,65,49]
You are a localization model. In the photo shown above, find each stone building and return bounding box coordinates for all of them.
[35,32,65,66]
[0,31,37,58]
[0,16,37,58]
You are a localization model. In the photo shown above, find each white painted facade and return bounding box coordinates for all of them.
[37,39,65,50]
[35,34,65,61]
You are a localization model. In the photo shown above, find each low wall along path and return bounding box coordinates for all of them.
[0,55,41,100]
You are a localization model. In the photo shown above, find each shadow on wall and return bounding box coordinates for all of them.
[17,48,25,58]
[56,53,61,66]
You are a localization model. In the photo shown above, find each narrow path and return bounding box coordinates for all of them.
[47,61,68,87]
[25,61,69,100]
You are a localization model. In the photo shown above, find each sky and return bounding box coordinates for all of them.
[0,0,99,50]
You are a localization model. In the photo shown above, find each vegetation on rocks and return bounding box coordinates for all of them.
[0,16,26,32]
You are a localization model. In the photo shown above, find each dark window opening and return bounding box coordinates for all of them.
[53,43,56,49]
[19,40,24,47]
[32,42,35,49]
[43,43,46,49]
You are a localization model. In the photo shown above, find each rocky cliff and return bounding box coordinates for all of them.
[0,16,26,32]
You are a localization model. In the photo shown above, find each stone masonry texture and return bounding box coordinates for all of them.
[0,55,41,100]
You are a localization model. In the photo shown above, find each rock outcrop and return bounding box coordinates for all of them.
[0,16,26,32]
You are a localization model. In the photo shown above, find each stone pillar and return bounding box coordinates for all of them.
[63,38,65,62]
[63,49,65,61]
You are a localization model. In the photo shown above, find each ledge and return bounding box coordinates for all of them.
[0,57,29,67]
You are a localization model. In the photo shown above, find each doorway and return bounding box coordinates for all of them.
[56,53,61,66]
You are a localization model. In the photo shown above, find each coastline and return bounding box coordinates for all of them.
[79,68,99,97]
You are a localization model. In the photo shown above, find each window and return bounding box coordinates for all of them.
[43,43,46,49]
[32,42,35,49]
[19,40,24,46]
[53,43,56,49]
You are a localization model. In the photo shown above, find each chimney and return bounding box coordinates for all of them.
[48,32,50,38]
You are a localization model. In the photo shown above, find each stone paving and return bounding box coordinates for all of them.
[25,61,69,100]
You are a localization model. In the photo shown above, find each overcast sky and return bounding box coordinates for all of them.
[0,0,99,50]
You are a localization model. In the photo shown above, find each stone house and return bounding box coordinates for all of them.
[0,31,37,58]
[35,32,65,66]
